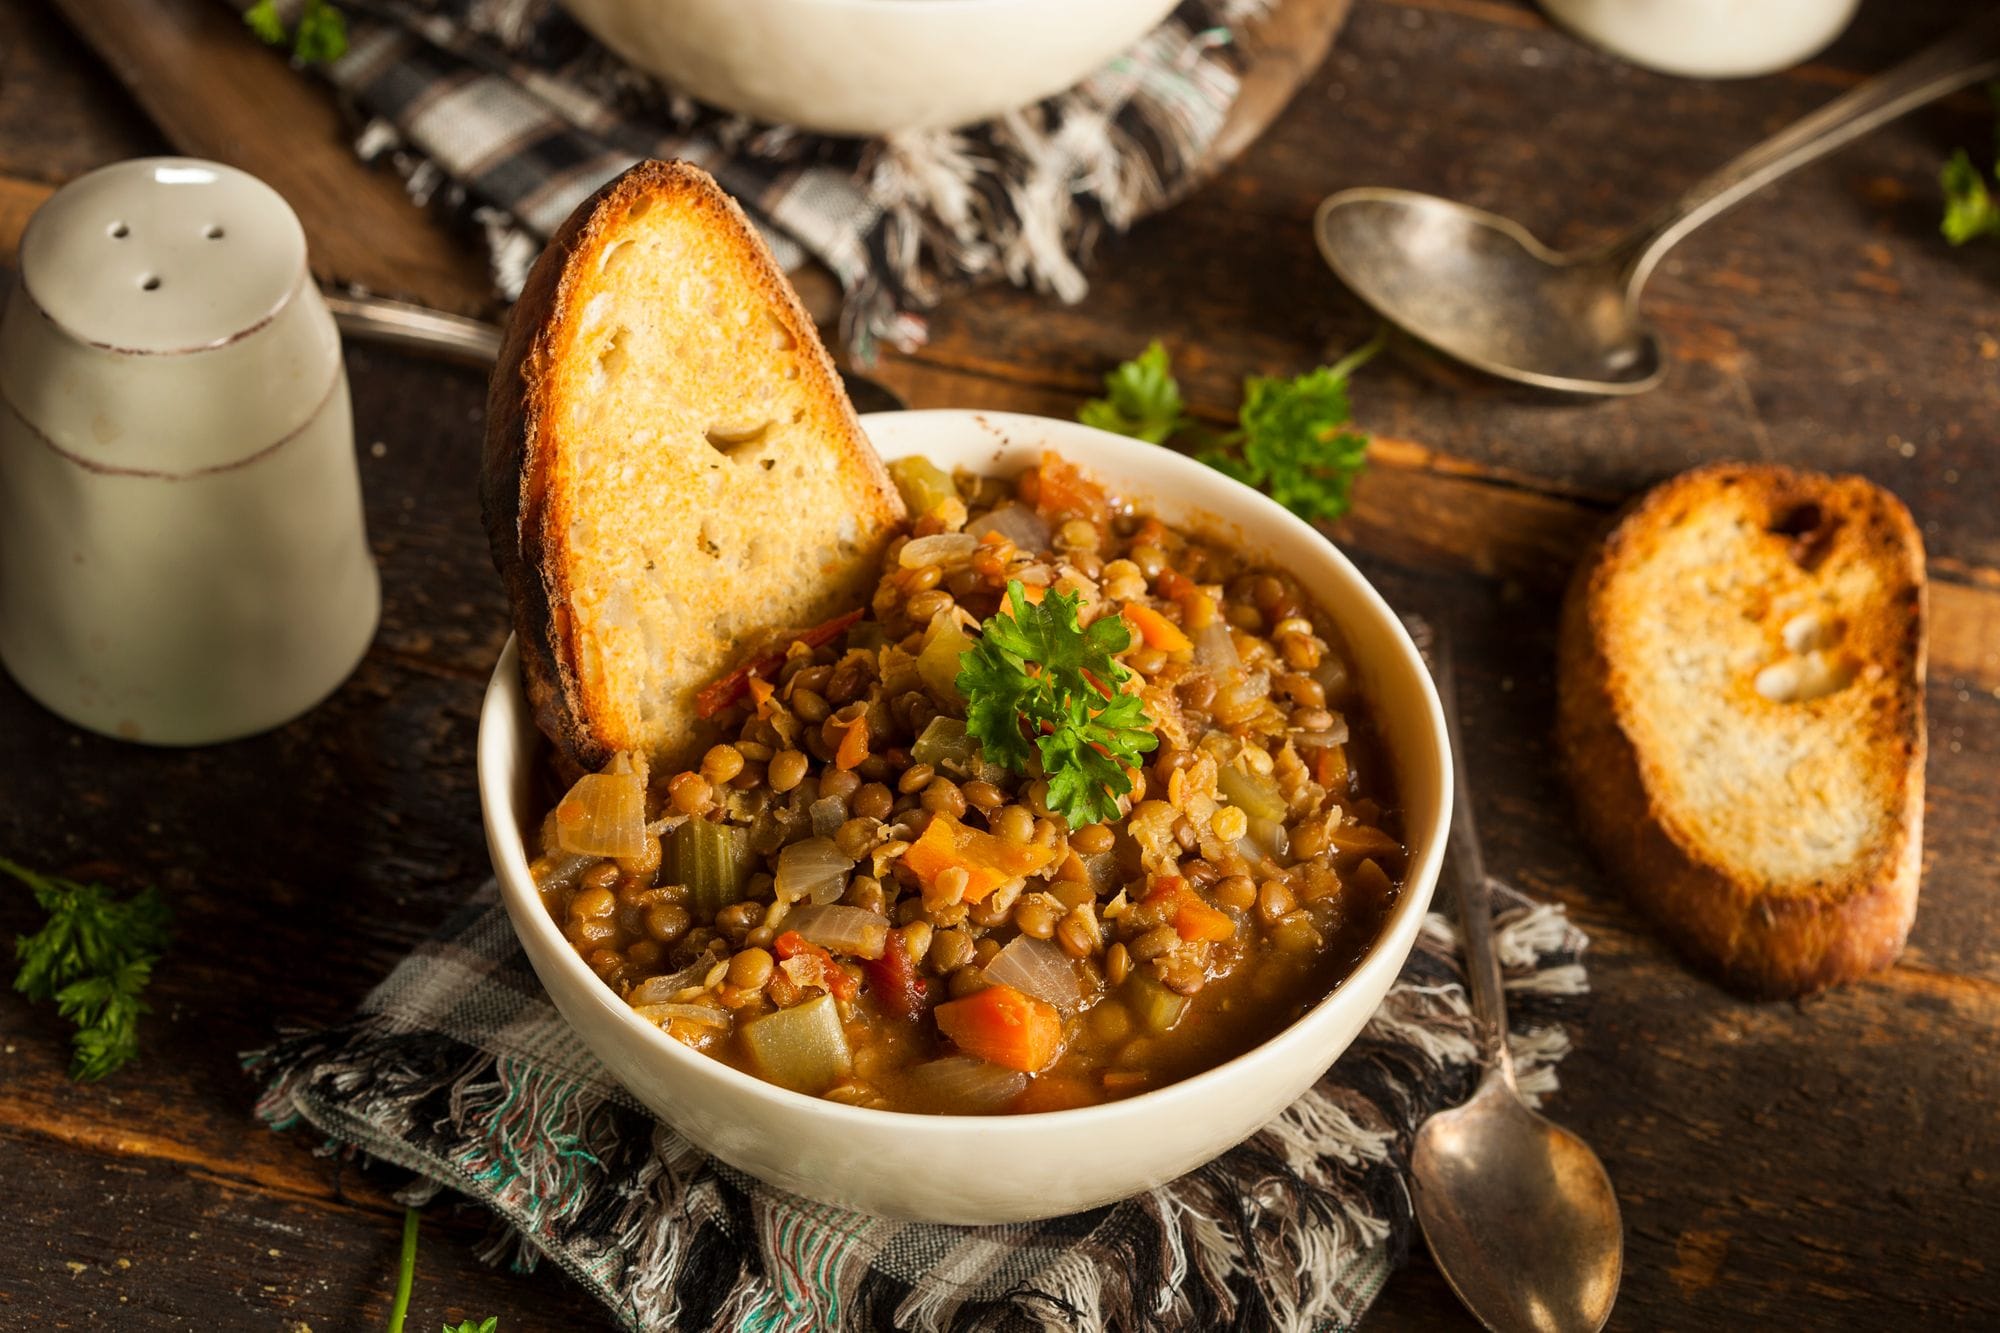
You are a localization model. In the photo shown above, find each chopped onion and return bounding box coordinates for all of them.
[553,753,649,858]
[902,1056,1028,1114]
[774,836,854,905]
[1241,817,1290,861]
[1314,652,1353,705]
[810,795,849,839]
[899,532,979,569]
[530,849,594,895]
[783,904,890,960]
[984,935,1084,1013]
[967,504,1051,553]
[1191,619,1241,673]
[1291,713,1351,746]
[911,716,980,774]
[627,956,723,1006]
[633,1002,729,1029]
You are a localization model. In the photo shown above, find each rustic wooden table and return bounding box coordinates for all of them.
[2,1,1996,1328]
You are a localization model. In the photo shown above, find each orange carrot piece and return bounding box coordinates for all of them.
[1311,743,1347,792]
[1032,451,1110,533]
[904,813,1058,903]
[934,983,1063,1073]
[1144,875,1235,943]
[1122,603,1191,654]
[833,715,869,771]
[694,608,865,718]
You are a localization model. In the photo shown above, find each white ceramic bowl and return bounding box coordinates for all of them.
[479,409,1451,1223]
[558,0,1181,136]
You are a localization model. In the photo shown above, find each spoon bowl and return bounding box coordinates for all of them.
[1412,1075,1624,1333]
[1314,189,1662,395]
[1314,13,2000,396]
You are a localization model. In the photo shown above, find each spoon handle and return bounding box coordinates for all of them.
[1430,622,1516,1088]
[1614,10,2000,297]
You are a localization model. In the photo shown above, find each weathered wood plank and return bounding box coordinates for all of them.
[47,0,496,315]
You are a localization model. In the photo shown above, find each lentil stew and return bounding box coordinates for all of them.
[530,452,1405,1114]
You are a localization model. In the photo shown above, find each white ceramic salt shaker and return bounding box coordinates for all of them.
[0,157,379,744]
[1541,0,1859,79]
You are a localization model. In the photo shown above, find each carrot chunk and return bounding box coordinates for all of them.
[1122,603,1192,654]
[904,812,1057,903]
[1145,875,1236,943]
[934,983,1063,1073]
[1032,451,1111,534]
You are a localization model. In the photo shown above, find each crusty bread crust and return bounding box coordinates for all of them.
[483,161,905,775]
[1556,463,1926,998]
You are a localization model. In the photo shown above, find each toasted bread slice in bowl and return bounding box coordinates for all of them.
[480,411,1451,1223]
[483,160,904,778]
[1557,463,1926,997]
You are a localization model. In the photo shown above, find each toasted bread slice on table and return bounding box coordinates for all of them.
[1556,464,1926,998]
[484,161,906,775]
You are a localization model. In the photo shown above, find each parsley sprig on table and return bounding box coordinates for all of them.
[382,1207,499,1333]
[958,581,1158,827]
[1941,85,2000,245]
[246,0,349,65]
[5,856,172,1082]
[1077,333,1384,525]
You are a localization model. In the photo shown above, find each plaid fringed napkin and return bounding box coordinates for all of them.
[228,0,1269,356]
[252,881,1588,1332]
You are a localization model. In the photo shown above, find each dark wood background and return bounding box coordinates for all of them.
[2,0,1996,1328]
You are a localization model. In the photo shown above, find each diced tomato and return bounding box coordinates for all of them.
[772,930,857,1000]
[904,812,1058,903]
[694,608,865,718]
[862,933,928,1024]
[934,983,1063,1073]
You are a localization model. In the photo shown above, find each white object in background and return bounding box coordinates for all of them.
[0,157,379,745]
[557,0,1179,136]
[1542,0,1859,79]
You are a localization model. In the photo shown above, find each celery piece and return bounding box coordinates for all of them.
[911,716,980,774]
[1216,763,1288,824]
[672,819,753,920]
[917,625,973,705]
[1126,972,1190,1035]
[739,993,852,1094]
[888,455,960,517]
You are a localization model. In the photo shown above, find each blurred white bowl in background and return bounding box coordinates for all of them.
[559,0,1182,135]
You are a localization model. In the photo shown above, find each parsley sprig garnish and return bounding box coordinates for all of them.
[382,1207,498,1333]
[246,0,349,65]
[1077,334,1384,524]
[1941,84,2000,245]
[958,581,1158,827]
[5,856,172,1082]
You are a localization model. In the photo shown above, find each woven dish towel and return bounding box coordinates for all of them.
[229,0,1270,356]
[251,880,1588,1332]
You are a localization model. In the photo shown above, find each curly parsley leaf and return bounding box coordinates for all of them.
[245,0,349,65]
[5,856,171,1082]
[1079,335,1382,525]
[1943,148,2000,245]
[443,1320,498,1333]
[1079,340,1188,445]
[1199,337,1381,525]
[958,582,1158,826]
[1941,83,2000,246]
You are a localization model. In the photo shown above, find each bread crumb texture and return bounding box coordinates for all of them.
[1590,466,1923,898]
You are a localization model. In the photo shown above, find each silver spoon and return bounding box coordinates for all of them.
[1315,11,2000,395]
[1412,629,1621,1332]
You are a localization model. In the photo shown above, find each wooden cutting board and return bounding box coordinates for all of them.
[39,0,1351,325]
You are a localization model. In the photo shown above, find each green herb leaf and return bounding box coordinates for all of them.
[245,0,349,65]
[443,1319,498,1333]
[1942,147,2000,246]
[958,582,1158,826]
[244,0,287,45]
[1078,340,1187,445]
[5,857,171,1082]
[1196,333,1383,525]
